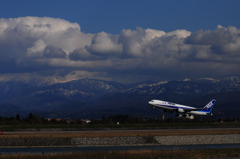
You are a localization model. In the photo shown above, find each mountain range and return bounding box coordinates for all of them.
[0,76,239,119]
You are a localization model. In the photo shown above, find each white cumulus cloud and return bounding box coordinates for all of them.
[87,32,122,55]
[0,17,239,83]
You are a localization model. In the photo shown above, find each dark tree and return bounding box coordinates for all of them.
[16,114,21,121]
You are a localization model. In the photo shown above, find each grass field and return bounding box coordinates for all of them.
[0,148,239,159]
[0,128,239,139]
[0,121,240,132]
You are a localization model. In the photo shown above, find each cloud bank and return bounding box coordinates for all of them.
[0,17,239,83]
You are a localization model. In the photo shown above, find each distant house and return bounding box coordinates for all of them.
[82,119,91,124]
[56,118,61,122]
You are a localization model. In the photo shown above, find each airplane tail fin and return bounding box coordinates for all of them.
[203,99,216,113]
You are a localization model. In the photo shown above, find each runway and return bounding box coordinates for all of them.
[0,144,240,154]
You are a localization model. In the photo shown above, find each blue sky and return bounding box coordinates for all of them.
[0,0,240,83]
[1,0,240,33]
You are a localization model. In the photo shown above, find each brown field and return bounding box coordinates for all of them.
[0,128,239,139]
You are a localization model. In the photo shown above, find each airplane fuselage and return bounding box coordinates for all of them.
[148,99,213,116]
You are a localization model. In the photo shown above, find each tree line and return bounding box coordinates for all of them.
[0,113,238,125]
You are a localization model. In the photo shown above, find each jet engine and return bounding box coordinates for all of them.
[177,108,184,113]
[185,114,194,120]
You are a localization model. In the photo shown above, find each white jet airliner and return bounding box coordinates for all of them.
[148,99,216,119]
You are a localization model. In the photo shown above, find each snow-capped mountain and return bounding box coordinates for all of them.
[0,76,239,118]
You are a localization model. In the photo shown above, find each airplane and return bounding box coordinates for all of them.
[148,99,216,119]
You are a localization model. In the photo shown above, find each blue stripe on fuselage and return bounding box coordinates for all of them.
[198,107,213,113]
[155,104,211,113]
